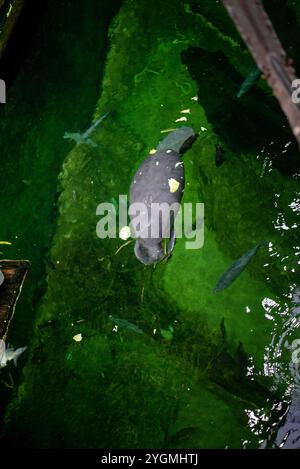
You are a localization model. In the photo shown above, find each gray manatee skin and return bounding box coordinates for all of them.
[129,127,197,265]
[157,126,196,153]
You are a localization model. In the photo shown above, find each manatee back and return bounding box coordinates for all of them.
[130,150,184,206]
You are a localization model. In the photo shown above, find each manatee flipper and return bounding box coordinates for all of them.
[164,229,176,258]
[161,229,177,263]
[168,229,176,255]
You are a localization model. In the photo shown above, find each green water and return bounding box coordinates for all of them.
[0,0,300,449]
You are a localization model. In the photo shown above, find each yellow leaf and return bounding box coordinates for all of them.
[168,178,180,193]
[73,334,82,342]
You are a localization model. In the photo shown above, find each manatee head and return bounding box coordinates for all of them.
[134,239,165,265]
[157,126,198,154]
[134,230,176,265]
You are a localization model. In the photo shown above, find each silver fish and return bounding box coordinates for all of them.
[214,242,267,293]
[63,111,110,148]
[0,339,27,368]
[108,315,144,335]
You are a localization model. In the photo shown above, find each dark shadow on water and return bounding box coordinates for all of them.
[0,0,48,85]
[0,0,123,439]
[181,47,300,176]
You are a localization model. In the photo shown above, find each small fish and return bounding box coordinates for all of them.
[0,339,27,368]
[0,241,12,245]
[82,111,110,139]
[214,242,267,293]
[237,67,261,98]
[64,111,110,147]
[63,132,90,146]
[108,315,144,335]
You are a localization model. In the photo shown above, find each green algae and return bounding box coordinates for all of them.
[1,0,300,449]
[0,0,123,444]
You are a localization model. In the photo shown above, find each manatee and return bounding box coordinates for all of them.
[129,126,197,265]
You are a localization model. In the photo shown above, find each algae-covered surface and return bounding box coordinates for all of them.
[0,0,300,449]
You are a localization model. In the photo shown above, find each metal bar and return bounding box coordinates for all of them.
[222,0,300,147]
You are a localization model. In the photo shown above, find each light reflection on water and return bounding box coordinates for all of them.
[241,164,300,447]
[246,283,300,448]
